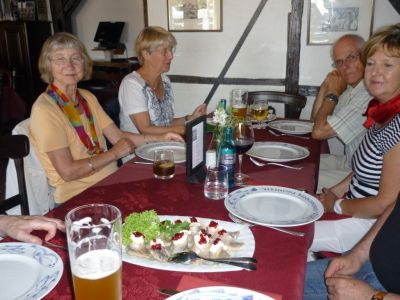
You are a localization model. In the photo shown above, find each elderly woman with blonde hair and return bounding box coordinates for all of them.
[29,32,183,204]
[118,26,206,162]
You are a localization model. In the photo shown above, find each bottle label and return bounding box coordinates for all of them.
[220,153,235,165]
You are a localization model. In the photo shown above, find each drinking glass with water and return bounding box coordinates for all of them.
[204,165,229,200]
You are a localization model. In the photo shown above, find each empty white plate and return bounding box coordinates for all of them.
[268,120,313,135]
[246,141,309,162]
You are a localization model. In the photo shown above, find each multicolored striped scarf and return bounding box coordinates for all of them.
[47,83,104,155]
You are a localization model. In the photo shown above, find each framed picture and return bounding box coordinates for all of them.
[167,0,222,32]
[307,0,375,45]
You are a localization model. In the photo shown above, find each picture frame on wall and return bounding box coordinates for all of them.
[307,0,375,45]
[167,0,222,32]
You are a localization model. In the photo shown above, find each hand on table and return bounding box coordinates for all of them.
[0,215,65,245]
[161,132,185,143]
[318,187,339,212]
[111,137,136,158]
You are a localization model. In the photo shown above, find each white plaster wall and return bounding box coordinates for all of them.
[71,0,144,60]
[72,0,399,118]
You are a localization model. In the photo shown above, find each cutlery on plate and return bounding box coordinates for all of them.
[228,213,306,237]
[249,157,303,170]
[132,160,153,165]
[169,251,257,271]
[268,129,310,139]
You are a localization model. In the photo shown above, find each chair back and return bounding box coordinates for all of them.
[0,134,30,215]
[248,91,307,119]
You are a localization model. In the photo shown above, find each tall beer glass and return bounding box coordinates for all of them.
[231,89,248,121]
[65,204,122,300]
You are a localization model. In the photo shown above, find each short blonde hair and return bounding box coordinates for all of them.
[38,32,93,83]
[362,23,400,64]
[135,26,177,65]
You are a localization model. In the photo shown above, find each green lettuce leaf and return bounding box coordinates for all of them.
[122,209,160,246]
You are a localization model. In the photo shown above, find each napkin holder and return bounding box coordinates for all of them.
[185,115,206,184]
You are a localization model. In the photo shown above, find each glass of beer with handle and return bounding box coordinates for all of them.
[251,99,269,129]
[231,89,248,121]
[65,204,122,300]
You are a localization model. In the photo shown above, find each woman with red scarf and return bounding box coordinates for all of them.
[29,33,183,204]
[308,23,400,257]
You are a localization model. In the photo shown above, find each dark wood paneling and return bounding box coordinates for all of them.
[389,0,400,14]
[285,0,303,94]
[49,0,83,33]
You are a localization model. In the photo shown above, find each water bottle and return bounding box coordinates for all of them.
[219,127,236,189]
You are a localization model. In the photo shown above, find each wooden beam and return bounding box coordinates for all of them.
[204,0,269,105]
[389,0,400,14]
[285,0,303,94]
[169,75,284,86]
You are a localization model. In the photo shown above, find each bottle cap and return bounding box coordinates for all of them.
[206,150,217,168]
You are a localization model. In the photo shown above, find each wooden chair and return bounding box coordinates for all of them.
[0,134,30,215]
[248,91,307,119]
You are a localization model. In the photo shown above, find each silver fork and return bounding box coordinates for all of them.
[229,213,306,237]
[269,129,310,139]
[249,157,303,170]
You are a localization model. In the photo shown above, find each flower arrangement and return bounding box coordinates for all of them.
[212,102,234,148]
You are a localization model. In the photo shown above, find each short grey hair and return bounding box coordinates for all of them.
[331,34,365,59]
[38,32,92,83]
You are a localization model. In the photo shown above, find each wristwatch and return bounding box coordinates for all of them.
[371,291,387,300]
[333,198,344,214]
[325,93,339,103]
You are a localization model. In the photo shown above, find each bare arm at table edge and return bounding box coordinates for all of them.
[47,123,183,182]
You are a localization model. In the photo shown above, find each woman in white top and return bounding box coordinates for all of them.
[118,26,206,138]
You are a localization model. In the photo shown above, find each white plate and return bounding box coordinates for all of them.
[246,142,309,162]
[268,120,313,135]
[0,242,63,300]
[135,142,186,163]
[224,186,323,227]
[167,286,273,300]
[122,216,255,272]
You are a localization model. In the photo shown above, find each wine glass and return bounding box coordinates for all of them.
[233,121,255,186]
[251,99,269,129]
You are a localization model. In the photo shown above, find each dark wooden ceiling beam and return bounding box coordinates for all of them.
[49,0,84,33]
[389,0,400,14]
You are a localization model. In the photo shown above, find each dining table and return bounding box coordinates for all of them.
[5,120,324,300]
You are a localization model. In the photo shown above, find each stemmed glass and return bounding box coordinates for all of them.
[251,99,269,129]
[233,121,255,186]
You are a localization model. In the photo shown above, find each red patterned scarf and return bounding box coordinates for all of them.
[364,93,400,128]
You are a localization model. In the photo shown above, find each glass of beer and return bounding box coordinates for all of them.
[251,99,269,129]
[231,89,248,121]
[65,204,122,300]
[153,149,175,179]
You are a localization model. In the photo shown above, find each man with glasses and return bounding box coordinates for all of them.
[311,34,371,193]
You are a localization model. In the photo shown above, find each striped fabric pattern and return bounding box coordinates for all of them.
[349,114,400,199]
